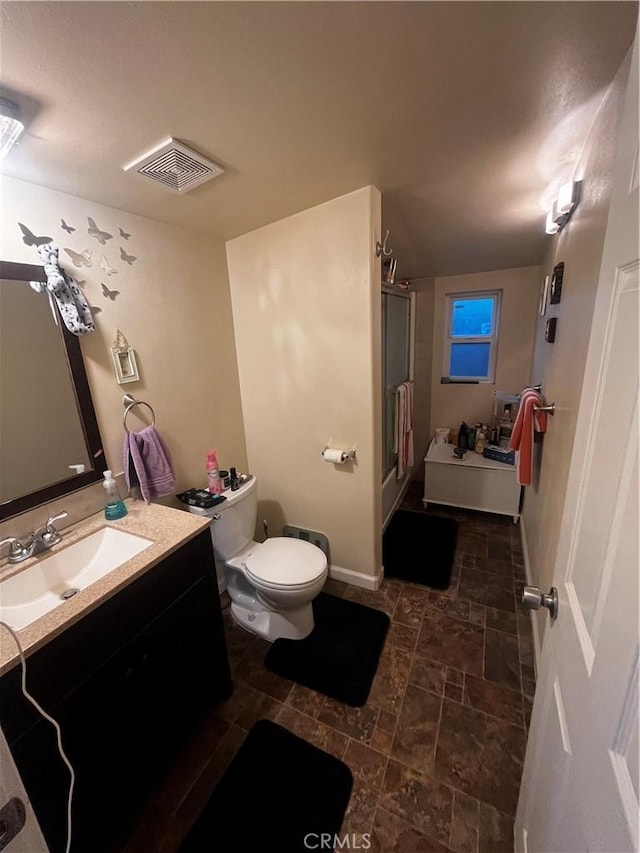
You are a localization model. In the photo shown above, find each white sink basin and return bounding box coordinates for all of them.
[0,528,153,630]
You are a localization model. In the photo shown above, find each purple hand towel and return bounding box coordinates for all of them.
[123,426,176,503]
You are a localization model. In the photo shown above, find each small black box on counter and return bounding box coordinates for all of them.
[483,445,515,465]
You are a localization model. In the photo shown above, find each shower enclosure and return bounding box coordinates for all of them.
[381,285,415,526]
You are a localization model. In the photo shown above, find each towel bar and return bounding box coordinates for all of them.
[534,404,555,416]
[528,386,555,416]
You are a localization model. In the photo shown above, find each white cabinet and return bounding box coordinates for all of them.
[423,440,521,521]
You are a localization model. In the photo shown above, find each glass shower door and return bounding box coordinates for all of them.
[382,291,411,479]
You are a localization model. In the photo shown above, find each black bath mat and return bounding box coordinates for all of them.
[383,510,458,589]
[178,720,353,853]
[265,592,389,707]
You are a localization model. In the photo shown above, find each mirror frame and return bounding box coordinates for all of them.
[0,260,105,520]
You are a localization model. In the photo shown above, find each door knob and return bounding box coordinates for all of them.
[523,585,558,620]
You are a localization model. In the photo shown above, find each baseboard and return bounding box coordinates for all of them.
[329,563,383,590]
[519,514,541,674]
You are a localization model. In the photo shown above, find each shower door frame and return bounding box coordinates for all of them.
[381,285,416,529]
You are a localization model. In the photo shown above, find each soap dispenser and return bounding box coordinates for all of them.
[103,470,128,520]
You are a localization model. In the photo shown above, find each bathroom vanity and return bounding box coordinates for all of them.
[0,510,232,853]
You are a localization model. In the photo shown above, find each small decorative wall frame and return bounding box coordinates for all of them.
[545,317,558,343]
[549,262,564,304]
[538,274,550,316]
[111,329,139,384]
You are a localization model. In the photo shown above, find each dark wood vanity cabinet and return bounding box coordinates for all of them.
[0,530,232,853]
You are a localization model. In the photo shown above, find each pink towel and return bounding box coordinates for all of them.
[509,389,547,486]
[394,381,414,479]
[123,426,176,502]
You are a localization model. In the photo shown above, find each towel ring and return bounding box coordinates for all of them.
[123,400,156,433]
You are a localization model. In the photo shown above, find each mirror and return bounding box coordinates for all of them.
[0,261,105,520]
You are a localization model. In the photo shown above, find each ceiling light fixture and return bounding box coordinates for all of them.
[0,97,24,159]
[545,180,581,235]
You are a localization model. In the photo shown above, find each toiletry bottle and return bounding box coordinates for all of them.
[103,470,128,520]
[206,449,223,494]
[458,422,469,449]
[230,466,240,491]
[468,426,477,452]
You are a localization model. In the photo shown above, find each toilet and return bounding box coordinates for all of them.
[188,475,328,641]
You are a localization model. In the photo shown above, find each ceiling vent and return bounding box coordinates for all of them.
[123,137,224,194]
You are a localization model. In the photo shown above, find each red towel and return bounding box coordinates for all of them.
[509,389,547,486]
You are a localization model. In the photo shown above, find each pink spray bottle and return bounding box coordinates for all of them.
[206,449,223,494]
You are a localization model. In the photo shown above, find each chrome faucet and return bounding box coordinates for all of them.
[0,511,68,564]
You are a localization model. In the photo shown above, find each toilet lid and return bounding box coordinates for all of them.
[244,537,327,587]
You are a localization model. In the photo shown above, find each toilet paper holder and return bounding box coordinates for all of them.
[321,446,356,463]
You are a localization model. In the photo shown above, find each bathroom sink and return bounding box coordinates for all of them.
[0,528,153,631]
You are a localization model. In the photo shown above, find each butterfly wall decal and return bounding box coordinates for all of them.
[87,217,113,245]
[119,227,131,240]
[64,247,93,267]
[101,283,120,301]
[18,222,52,247]
[119,247,137,265]
[90,305,103,316]
[100,255,118,276]
[60,218,76,234]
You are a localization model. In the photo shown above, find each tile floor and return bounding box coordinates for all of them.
[118,482,536,853]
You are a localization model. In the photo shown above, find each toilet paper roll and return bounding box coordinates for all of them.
[322,447,347,464]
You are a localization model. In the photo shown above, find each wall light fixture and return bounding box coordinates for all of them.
[545,181,582,234]
[545,180,581,235]
[0,97,24,159]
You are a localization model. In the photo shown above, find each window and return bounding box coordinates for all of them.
[443,290,501,382]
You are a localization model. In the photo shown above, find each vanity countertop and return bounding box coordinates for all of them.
[0,501,211,675]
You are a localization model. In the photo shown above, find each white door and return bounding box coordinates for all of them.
[516,34,639,853]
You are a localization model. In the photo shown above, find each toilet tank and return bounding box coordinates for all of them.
[210,475,258,561]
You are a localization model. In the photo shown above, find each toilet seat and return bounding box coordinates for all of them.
[244,537,327,589]
[246,573,323,593]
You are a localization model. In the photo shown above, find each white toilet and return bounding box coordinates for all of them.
[189,475,328,641]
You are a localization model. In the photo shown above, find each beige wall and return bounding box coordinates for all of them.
[0,176,247,520]
[411,278,435,475]
[227,186,382,580]
[430,266,540,438]
[522,54,631,642]
[0,279,90,500]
